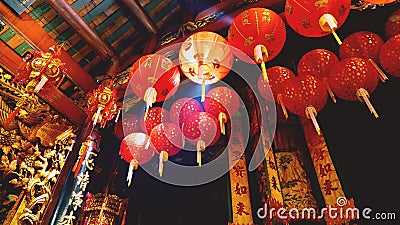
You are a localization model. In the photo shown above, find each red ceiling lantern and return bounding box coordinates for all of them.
[120,132,154,186]
[257,66,295,118]
[285,0,351,45]
[328,57,379,118]
[282,75,328,135]
[150,123,183,177]
[169,97,203,127]
[227,8,286,82]
[297,49,339,103]
[203,86,240,135]
[114,114,142,140]
[379,34,400,78]
[142,107,170,135]
[129,54,180,116]
[179,31,233,101]
[385,8,400,39]
[181,112,220,166]
[339,31,388,82]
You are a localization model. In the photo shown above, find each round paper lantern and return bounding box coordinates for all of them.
[379,34,400,78]
[142,107,170,135]
[282,75,328,134]
[285,0,351,44]
[257,66,295,118]
[114,114,141,140]
[169,97,203,127]
[203,86,240,135]
[385,8,400,39]
[328,57,379,118]
[228,8,286,81]
[120,132,154,186]
[129,54,180,115]
[179,31,233,101]
[150,123,183,176]
[339,31,387,82]
[297,49,339,102]
[181,112,220,166]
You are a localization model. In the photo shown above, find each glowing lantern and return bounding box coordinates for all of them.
[282,75,328,135]
[328,57,379,118]
[257,66,295,118]
[120,132,154,186]
[379,34,400,78]
[169,97,203,127]
[181,112,220,166]
[204,86,240,135]
[129,54,180,117]
[227,8,286,81]
[297,49,340,102]
[385,8,400,39]
[150,123,183,177]
[114,114,142,140]
[179,31,233,102]
[142,107,170,134]
[339,31,387,82]
[285,0,351,45]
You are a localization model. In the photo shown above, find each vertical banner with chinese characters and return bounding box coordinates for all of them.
[228,119,254,225]
[300,118,356,224]
[55,131,100,225]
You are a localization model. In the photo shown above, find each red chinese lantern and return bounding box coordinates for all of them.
[297,49,340,102]
[120,132,154,186]
[114,114,142,140]
[142,107,170,135]
[257,66,295,118]
[363,0,396,4]
[204,86,240,135]
[179,31,233,101]
[328,57,379,118]
[282,75,328,135]
[228,8,286,81]
[150,123,183,176]
[169,97,203,127]
[385,8,400,39]
[339,31,387,82]
[379,34,400,78]
[181,112,220,166]
[129,54,180,117]
[285,0,351,45]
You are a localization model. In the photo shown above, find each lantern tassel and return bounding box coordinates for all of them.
[323,78,336,103]
[159,151,168,177]
[34,76,49,93]
[357,88,379,118]
[331,29,342,45]
[319,14,342,45]
[218,112,227,135]
[277,94,288,119]
[306,106,321,135]
[127,159,138,187]
[93,107,102,126]
[115,109,121,123]
[198,64,206,102]
[144,87,157,121]
[181,123,186,148]
[368,59,388,82]
[254,45,269,82]
[196,140,206,167]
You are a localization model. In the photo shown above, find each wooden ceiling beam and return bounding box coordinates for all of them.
[0,1,98,92]
[0,40,87,126]
[118,0,159,35]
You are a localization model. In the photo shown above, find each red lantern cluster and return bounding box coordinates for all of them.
[385,8,400,39]
[379,34,400,78]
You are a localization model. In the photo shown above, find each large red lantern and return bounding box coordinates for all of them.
[169,97,203,127]
[150,123,183,177]
[114,113,142,140]
[328,57,379,118]
[285,0,351,45]
[142,107,170,134]
[385,8,400,39]
[179,31,233,101]
[204,86,240,135]
[228,8,286,81]
[282,75,328,135]
[379,34,400,78]
[257,66,295,118]
[181,112,220,166]
[339,31,387,82]
[120,132,154,186]
[129,54,180,116]
[297,49,339,102]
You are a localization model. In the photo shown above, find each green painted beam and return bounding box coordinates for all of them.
[14,42,33,55]
[43,15,64,32]
[29,2,51,20]
[67,39,86,55]
[0,28,16,42]
[95,10,124,34]
[83,0,114,22]
[153,0,179,23]
[78,50,97,67]
[105,21,134,44]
